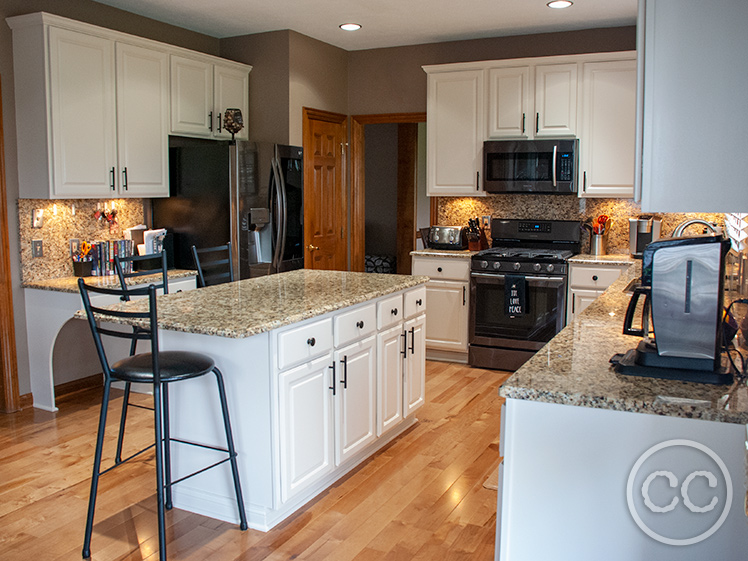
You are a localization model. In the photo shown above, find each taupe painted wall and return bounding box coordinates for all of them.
[0,1,219,396]
[347,26,636,115]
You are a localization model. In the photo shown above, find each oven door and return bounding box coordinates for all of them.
[470,272,567,347]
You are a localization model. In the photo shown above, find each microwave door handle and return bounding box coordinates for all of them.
[552,144,558,187]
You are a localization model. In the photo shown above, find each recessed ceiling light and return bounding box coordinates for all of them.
[339,23,362,31]
[547,1,573,8]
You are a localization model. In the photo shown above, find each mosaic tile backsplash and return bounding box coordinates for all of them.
[437,195,725,254]
[18,199,145,283]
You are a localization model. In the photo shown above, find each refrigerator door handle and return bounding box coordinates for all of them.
[275,152,289,272]
[271,155,287,273]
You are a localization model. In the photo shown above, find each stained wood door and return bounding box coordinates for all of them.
[303,108,347,270]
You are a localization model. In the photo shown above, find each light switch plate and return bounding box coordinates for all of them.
[32,239,43,258]
[31,209,43,228]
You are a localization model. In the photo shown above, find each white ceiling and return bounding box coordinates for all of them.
[90,0,638,51]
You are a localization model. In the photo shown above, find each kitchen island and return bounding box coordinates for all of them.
[496,264,748,560]
[88,269,428,531]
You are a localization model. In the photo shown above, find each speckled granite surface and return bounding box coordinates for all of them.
[80,270,428,339]
[23,270,196,292]
[410,249,478,259]
[568,254,634,266]
[500,263,748,425]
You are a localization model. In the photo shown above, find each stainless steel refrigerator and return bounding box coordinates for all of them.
[150,136,304,279]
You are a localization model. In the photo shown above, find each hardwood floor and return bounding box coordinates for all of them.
[0,361,510,560]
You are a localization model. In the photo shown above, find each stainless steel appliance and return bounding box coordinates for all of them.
[482,139,578,194]
[150,139,303,279]
[469,219,580,370]
[428,226,468,250]
[615,235,733,384]
[628,216,662,258]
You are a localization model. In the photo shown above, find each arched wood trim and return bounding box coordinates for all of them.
[0,76,21,413]
[350,113,427,273]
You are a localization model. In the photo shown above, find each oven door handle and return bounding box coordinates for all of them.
[471,272,565,284]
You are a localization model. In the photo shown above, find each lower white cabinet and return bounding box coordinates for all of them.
[403,314,426,417]
[567,263,629,322]
[377,323,405,437]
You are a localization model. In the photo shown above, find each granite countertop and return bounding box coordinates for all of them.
[500,262,748,424]
[568,253,634,266]
[79,269,428,339]
[23,269,197,292]
[411,249,479,259]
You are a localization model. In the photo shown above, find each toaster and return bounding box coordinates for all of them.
[428,226,468,250]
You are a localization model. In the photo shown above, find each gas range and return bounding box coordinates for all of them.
[471,247,574,275]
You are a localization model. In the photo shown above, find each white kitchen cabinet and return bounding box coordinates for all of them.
[170,55,250,141]
[424,68,485,196]
[377,323,404,437]
[567,263,629,322]
[487,66,531,139]
[278,352,335,504]
[578,59,637,198]
[403,313,426,417]
[334,335,377,466]
[412,255,469,361]
[637,0,748,212]
[533,63,577,138]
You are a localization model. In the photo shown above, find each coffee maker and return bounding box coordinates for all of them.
[629,216,662,258]
[614,235,733,384]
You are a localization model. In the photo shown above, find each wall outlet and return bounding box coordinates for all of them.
[32,239,43,258]
[481,216,491,228]
[70,238,80,256]
[31,209,43,229]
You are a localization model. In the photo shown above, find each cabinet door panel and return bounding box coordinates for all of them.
[423,280,468,352]
[170,55,213,137]
[279,353,334,503]
[334,336,377,465]
[404,315,426,417]
[487,66,530,139]
[116,43,169,197]
[48,27,117,197]
[213,65,249,140]
[568,289,602,322]
[377,324,404,436]
[534,63,577,137]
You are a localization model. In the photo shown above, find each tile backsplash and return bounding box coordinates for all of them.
[18,199,145,283]
[437,196,725,254]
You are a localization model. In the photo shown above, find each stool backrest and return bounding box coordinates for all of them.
[114,251,168,302]
[191,242,234,287]
[78,278,162,382]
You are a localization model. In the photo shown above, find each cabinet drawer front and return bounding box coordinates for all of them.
[412,257,470,281]
[404,285,427,319]
[377,293,404,330]
[334,303,376,347]
[277,317,333,371]
[569,265,624,290]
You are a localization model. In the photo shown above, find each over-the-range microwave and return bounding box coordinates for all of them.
[483,139,578,194]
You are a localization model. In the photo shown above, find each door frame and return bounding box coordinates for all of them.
[0,76,21,413]
[350,113,432,273]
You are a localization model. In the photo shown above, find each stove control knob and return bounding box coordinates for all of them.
[533,263,542,272]
[513,262,521,271]
[480,260,488,269]
[448,233,455,241]
[546,263,555,273]
[492,261,501,270]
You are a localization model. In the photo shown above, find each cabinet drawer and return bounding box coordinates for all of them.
[569,265,624,290]
[377,293,404,330]
[334,302,376,348]
[412,257,470,281]
[404,285,427,319]
[277,317,333,371]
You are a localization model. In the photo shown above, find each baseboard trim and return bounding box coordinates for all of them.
[54,374,103,401]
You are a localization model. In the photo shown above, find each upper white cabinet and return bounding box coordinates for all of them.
[578,58,637,198]
[8,12,251,199]
[487,66,531,139]
[534,63,577,138]
[424,68,485,197]
[638,0,748,212]
[171,56,249,141]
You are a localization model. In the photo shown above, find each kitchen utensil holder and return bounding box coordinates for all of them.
[591,234,607,256]
[73,260,93,277]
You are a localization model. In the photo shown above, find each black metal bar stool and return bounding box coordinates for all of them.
[191,242,234,287]
[78,278,247,560]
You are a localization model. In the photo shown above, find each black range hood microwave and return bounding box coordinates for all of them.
[483,139,578,194]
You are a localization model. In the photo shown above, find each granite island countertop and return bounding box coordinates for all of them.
[23,269,197,292]
[80,269,428,339]
[500,262,748,424]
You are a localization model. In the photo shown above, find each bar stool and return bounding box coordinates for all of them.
[78,278,247,560]
[191,242,234,287]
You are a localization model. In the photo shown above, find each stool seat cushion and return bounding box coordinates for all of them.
[111,351,215,383]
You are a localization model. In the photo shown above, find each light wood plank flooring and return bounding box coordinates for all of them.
[0,361,510,560]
